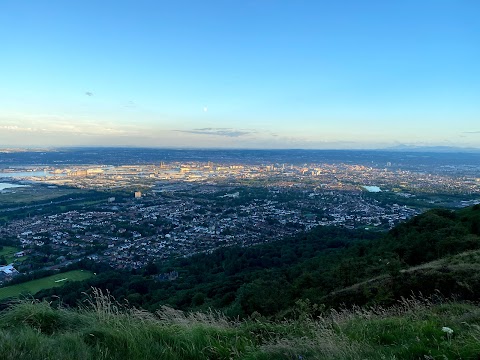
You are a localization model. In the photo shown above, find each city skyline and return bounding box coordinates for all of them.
[1,1,479,149]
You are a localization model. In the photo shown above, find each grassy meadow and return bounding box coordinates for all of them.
[0,185,83,206]
[1,290,480,360]
[0,270,94,300]
[0,246,22,264]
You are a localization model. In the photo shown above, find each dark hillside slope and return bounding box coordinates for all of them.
[323,205,480,307]
[36,226,380,316]
[381,205,480,265]
[35,205,480,317]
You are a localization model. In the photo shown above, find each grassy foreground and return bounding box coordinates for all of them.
[1,290,480,360]
[0,270,93,300]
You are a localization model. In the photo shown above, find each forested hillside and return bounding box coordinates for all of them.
[35,205,480,318]
[2,205,480,359]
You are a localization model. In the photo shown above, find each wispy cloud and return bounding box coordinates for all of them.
[0,125,35,132]
[175,127,254,137]
[0,115,144,137]
[85,91,93,97]
[463,131,480,134]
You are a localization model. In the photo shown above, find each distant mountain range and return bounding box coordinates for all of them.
[385,145,480,153]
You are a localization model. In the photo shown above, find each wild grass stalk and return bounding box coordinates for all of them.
[1,290,480,360]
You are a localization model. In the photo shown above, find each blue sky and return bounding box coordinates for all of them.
[0,0,479,148]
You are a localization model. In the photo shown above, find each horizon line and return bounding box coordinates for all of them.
[1,145,480,153]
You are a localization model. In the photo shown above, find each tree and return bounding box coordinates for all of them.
[144,262,158,276]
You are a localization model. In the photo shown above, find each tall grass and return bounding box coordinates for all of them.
[1,289,480,359]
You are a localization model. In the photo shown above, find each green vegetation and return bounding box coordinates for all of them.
[0,270,93,300]
[37,226,380,315]
[0,246,20,264]
[0,185,83,206]
[2,205,480,358]
[2,290,480,360]
[0,187,110,223]
[36,205,480,318]
[365,190,477,210]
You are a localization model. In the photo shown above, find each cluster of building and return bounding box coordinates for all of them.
[4,161,478,195]
[0,264,19,283]
[0,159,477,280]
[1,182,421,272]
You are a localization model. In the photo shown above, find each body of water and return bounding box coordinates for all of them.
[363,186,382,192]
[0,182,29,191]
[0,171,49,178]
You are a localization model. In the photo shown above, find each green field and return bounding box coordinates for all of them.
[0,185,83,205]
[0,246,21,264]
[0,270,94,300]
